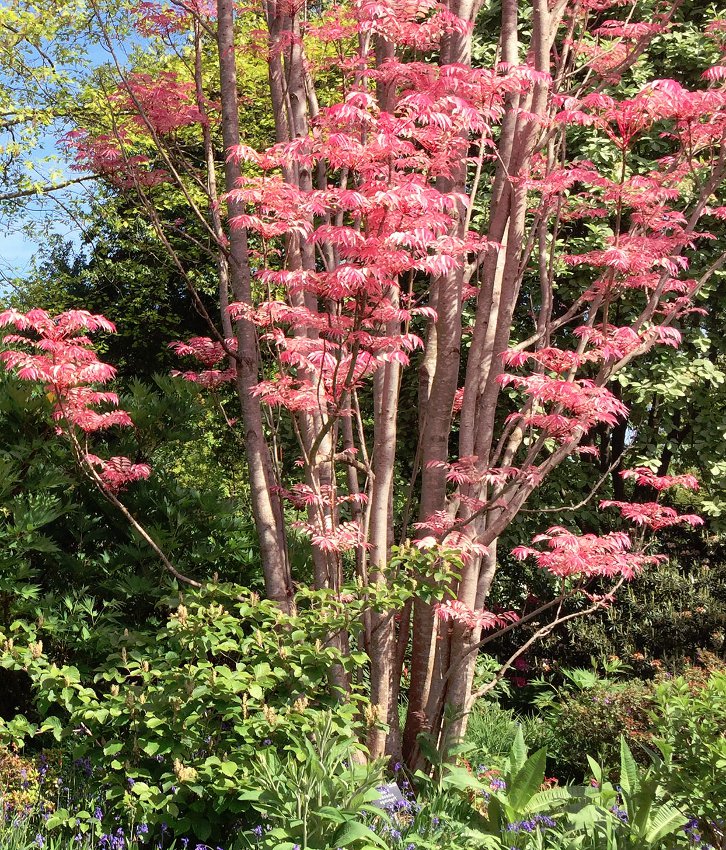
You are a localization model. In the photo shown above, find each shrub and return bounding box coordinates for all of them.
[1,584,378,843]
[465,702,551,763]
[651,669,726,831]
[546,678,655,779]
[239,712,387,850]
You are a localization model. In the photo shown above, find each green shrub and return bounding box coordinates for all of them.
[651,669,726,827]
[372,732,689,850]
[465,702,551,763]
[238,712,387,850]
[1,584,378,843]
[546,678,655,780]
[537,549,726,672]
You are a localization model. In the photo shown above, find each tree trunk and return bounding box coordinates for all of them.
[216,0,293,608]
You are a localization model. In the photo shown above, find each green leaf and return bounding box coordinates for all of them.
[645,804,688,844]
[335,821,387,848]
[586,755,603,785]
[220,761,237,777]
[619,737,640,797]
[442,764,484,792]
[509,725,527,776]
[527,786,575,811]
[508,747,547,811]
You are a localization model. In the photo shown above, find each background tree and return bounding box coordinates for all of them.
[2,0,725,774]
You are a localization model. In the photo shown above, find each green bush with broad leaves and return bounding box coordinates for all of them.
[0,584,388,842]
[238,713,388,850]
[650,670,726,832]
[365,731,690,850]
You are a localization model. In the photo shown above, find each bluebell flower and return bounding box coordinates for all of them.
[506,819,536,833]
[610,805,629,824]
[35,836,45,849]
[253,825,263,838]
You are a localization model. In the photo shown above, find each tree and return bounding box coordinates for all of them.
[2,0,726,768]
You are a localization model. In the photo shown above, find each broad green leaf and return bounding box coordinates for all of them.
[619,737,640,797]
[508,747,547,811]
[510,725,528,776]
[335,821,388,848]
[645,804,688,844]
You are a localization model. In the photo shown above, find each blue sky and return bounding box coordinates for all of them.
[0,20,142,280]
[0,231,36,275]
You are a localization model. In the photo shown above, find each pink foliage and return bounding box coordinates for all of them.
[620,467,699,492]
[111,73,207,135]
[512,526,663,579]
[0,309,150,492]
[435,599,519,632]
[600,500,704,530]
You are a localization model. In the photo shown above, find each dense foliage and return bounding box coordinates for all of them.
[1,0,726,846]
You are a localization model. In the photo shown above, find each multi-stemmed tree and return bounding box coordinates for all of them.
[2,0,725,767]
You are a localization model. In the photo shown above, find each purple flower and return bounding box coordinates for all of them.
[35,836,45,849]
[490,778,506,791]
[610,805,629,824]
[253,826,263,838]
[506,819,536,833]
